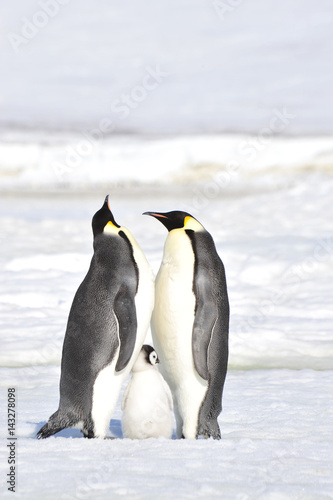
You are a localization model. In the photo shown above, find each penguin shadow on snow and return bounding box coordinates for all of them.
[34,422,82,439]
[34,420,123,439]
[110,419,123,439]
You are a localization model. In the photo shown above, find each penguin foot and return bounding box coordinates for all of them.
[197,421,221,440]
[82,432,94,439]
[82,434,115,439]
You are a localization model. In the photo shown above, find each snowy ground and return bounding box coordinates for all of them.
[0,169,332,498]
[1,367,332,500]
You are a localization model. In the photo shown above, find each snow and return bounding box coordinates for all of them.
[0,368,332,499]
[0,173,332,498]
[1,133,333,192]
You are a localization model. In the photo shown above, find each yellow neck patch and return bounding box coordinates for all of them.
[104,221,119,234]
[184,216,204,231]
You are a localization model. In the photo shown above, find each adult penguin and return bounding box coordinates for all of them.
[37,196,154,439]
[144,210,229,439]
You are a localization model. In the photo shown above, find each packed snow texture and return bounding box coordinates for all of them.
[1,367,332,500]
[0,173,332,498]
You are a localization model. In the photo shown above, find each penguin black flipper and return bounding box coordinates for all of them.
[191,275,217,381]
[114,283,138,372]
[186,229,219,380]
[114,230,139,372]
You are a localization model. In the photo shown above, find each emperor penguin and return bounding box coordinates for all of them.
[121,345,173,439]
[144,211,229,440]
[37,196,154,439]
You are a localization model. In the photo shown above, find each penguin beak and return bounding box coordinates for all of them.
[105,195,111,212]
[104,195,120,228]
[143,212,168,220]
[143,211,176,232]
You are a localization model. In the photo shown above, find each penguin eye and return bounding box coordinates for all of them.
[149,352,158,365]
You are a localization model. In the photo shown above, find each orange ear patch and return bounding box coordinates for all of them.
[151,213,168,219]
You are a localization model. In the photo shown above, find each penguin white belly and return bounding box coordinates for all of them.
[122,370,173,439]
[151,230,208,438]
[91,346,123,438]
[91,234,154,438]
[127,230,155,360]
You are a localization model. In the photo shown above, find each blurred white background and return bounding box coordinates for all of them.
[1,0,333,135]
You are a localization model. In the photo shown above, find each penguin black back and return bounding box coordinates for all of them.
[185,229,229,438]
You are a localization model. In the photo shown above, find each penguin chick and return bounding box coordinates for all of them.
[121,345,174,439]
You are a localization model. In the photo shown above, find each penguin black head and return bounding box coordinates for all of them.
[143,211,204,232]
[142,344,159,366]
[132,345,159,372]
[92,195,120,237]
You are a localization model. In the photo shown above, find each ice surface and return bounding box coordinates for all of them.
[0,368,332,499]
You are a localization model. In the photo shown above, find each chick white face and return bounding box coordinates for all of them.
[132,345,159,372]
[149,350,159,366]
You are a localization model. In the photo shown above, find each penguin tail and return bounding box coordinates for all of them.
[36,422,64,439]
[36,410,69,439]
